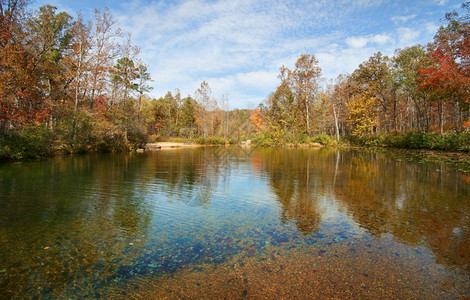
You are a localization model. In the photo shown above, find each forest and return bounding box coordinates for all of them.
[1,1,469,160]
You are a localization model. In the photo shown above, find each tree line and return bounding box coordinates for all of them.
[1,1,469,160]
[139,1,470,149]
[258,3,469,148]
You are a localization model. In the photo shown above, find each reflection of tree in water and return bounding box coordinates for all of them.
[152,147,258,207]
[0,154,152,298]
[152,148,213,206]
[333,150,470,274]
[260,148,335,234]
[152,148,218,207]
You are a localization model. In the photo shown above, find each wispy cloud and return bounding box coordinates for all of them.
[397,27,421,47]
[433,0,450,6]
[345,34,391,49]
[391,14,417,23]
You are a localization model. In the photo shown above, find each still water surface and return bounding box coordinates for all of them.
[0,147,469,298]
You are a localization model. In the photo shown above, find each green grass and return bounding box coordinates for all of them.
[347,132,470,152]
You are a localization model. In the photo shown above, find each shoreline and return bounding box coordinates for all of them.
[144,142,206,150]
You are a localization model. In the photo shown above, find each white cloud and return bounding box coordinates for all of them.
[424,22,440,37]
[236,71,279,91]
[318,47,379,80]
[391,14,417,23]
[345,34,391,49]
[433,0,449,6]
[346,36,368,49]
[397,27,421,46]
[371,34,391,45]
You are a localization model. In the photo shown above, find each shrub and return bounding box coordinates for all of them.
[194,136,228,145]
[346,132,470,152]
[307,135,336,146]
[0,125,55,160]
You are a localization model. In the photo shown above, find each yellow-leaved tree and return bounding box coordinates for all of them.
[346,93,378,137]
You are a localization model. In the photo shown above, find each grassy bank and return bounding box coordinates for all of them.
[3,129,469,162]
[0,125,145,161]
[347,132,470,152]
[250,133,337,147]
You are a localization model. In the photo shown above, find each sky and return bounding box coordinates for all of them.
[32,0,464,108]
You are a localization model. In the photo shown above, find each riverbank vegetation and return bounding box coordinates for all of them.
[1,2,150,159]
[1,1,469,160]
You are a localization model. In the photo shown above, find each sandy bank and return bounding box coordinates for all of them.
[145,142,204,150]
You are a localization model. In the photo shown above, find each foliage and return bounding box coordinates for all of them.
[0,3,151,159]
[346,94,378,137]
[194,136,229,145]
[347,132,470,152]
[279,54,322,134]
[306,135,336,146]
[250,108,265,134]
[0,126,55,160]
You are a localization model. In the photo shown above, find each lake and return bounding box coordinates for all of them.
[0,147,469,298]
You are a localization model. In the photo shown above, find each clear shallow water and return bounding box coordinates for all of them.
[0,147,469,298]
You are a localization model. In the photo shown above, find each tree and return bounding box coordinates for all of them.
[265,81,301,142]
[418,3,470,132]
[194,81,217,137]
[26,5,72,101]
[134,63,152,120]
[111,57,138,102]
[327,74,352,138]
[89,7,121,108]
[219,94,229,139]
[64,14,91,112]
[250,108,265,134]
[350,52,394,133]
[394,45,433,132]
[0,3,64,131]
[179,95,197,137]
[279,54,322,134]
[346,92,378,138]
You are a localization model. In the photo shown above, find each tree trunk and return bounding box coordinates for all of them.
[440,99,444,134]
[72,40,84,143]
[333,104,340,142]
[305,96,310,134]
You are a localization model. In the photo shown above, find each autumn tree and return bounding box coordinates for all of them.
[418,3,470,133]
[250,108,265,134]
[228,108,252,141]
[0,2,152,158]
[279,54,322,134]
[26,5,72,103]
[264,81,301,142]
[219,94,230,139]
[89,7,121,109]
[349,52,395,133]
[393,45,433,132]
[327,74,353,138]
[346,92,378,137]
[194,81,218,138]
[1,3,69,131]
[64,14,91,112]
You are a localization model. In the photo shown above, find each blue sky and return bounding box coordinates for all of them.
[33,0,463,108]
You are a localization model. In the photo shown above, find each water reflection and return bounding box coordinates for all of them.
[0,154,152,298]
[260,148,326,234]
[331,150,470,274]
[0,147,469,298]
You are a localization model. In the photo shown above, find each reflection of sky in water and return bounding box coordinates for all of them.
[0,148,469,298]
